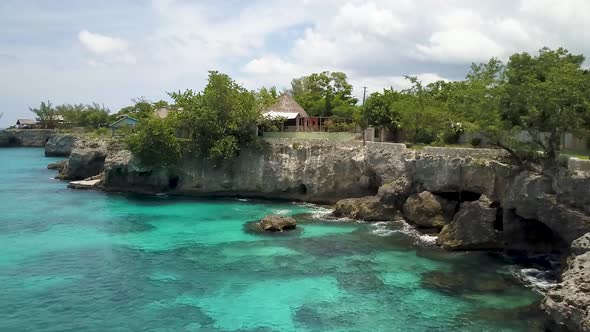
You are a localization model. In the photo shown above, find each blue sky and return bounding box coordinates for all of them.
[1,0,590,127]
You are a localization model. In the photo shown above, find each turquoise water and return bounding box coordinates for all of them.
[0,148,545,331]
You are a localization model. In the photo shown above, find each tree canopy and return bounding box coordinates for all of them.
[291,71,358,117]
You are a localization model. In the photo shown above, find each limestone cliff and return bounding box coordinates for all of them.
[45,133,77,157]
[0,129,53,147]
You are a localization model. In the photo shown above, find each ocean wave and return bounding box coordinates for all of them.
[509,266,558,293]
[369,219,438,245]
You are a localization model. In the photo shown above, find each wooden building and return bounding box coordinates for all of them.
[109,115,139,135]
[262,94,309,132]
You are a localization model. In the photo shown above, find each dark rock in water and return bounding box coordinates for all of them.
[402,191,456,228]
[45,133,76,157]
[542,251,590,332]
[437,196,501,250]
[243,220,302,236]
[259,215,297,232]
[333,196,398,221]
[47,159,67,171]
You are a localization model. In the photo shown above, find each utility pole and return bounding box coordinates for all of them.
[362,86,367,146]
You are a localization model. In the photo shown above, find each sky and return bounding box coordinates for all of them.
[1,0,590,127]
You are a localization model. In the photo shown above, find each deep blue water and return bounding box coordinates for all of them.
[0,148,545,331]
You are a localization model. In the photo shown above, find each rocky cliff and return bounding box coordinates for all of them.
[0,129,53,147]
[45,133,77,157]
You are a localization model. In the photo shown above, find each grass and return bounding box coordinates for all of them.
[561,149,590,160]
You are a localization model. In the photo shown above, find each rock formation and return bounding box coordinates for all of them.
[542,250,590,332]
[0,129,53,147]
[45,133,77,157]
[437,196,501,250]
[259,215,297,232]
[57,139,108,180]
[333,196,397,221]
[402,191,456,228]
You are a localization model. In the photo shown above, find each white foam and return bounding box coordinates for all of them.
[237,198,249,202]
[510,266,557,293]
[273,209,291,215]
[367,219,438,245]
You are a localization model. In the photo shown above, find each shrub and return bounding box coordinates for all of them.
[470,137,482,147]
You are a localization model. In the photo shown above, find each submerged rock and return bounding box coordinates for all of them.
[402,191,456,228]
[437,196,500,250]
[542,252,590,332]
[333,196,398,221]
[259,215,297,232]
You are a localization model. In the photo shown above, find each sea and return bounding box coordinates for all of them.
[0,148,549,331]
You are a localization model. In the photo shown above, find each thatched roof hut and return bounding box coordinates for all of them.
[263,94,308,120]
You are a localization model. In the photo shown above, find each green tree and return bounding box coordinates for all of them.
[168,71,261,161]
[56,103,110,128]
[363,89,402,134]
[397,77,452,144]
[29,101,57,129]
[290,71,358,117]
[126,117,181,167]
[461,48,590,170]
[117,98,155,120]
[254,86,280,110]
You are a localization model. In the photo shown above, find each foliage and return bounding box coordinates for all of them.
[56,103,110,129]
[126,117,181,167]
[291,71,358,117]
[29,101,58,128]
[254,87,280,110]
[459,47,590,170]
[470,137,482,147]
[363,89,402,132]
[168,71,261,161]
[323,119,355,132]
[117,98,166,121]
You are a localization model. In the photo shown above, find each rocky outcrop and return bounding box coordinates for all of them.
[542,250,590,332]
[57,139,108,180]
[45,133,77,157]
[47,160,67,171]
[259,215,297,232]
[437,196,501,250]
[0,129,53,147]
[402,191,456,228]
[333,196,398,221]
[572,234,590,256]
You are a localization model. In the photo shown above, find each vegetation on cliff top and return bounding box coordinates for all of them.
[27,47,590,170]
[362,47,590,169]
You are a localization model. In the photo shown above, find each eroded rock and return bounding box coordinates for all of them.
[402,191,456,228]
[259,215,297,232]
[542,252,590,332]
[333,196,398,221]
[57,139,108,180]
[437,196,501,250]
[45,133,77,157]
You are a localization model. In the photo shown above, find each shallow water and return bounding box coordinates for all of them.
[0,148,546,331]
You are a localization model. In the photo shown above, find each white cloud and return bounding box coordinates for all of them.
[416,29,505,64]
[3,0,590,127]
[78,30,135,64]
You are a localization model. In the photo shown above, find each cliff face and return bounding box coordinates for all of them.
[45,133,77,157]
[0,129,53,147]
